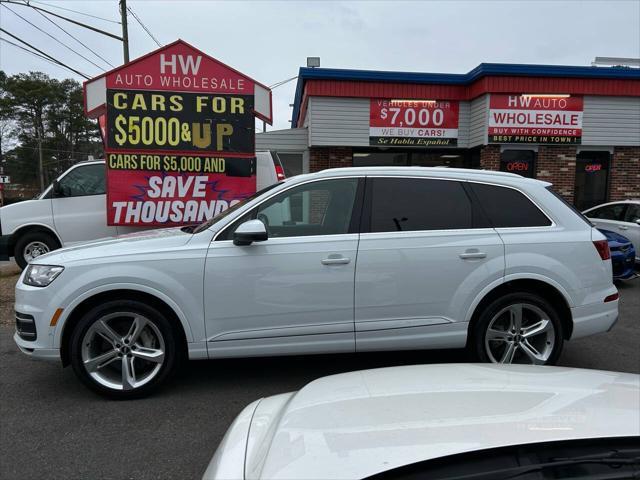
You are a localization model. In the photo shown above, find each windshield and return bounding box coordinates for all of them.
[191,183,280,234]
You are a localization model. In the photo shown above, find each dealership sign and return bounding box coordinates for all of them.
[370,99,459,146]
[488,94,583,144]
[83,40,272,226]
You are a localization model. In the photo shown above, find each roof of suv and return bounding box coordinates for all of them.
[83,161,551,188]
[309,166,552,187]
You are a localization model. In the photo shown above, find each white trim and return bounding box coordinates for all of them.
[577,146,614,154]
[85,76,106,117]
[500,145,539,153]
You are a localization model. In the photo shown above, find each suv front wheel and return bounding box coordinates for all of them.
[69,300,179,399]
[472,292,564,365]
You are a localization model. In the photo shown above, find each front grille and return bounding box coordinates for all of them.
[15,312,37,341]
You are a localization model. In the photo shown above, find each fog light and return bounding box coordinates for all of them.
[15,312,37,341]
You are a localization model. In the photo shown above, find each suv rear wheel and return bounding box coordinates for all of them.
[472,292,564,365]
[69,300,179,399]
[14,231,60,269]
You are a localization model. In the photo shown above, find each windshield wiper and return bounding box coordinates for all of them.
[442,450,640,480]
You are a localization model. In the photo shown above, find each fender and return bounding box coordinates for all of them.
[10,223,63,246]
[52,282,195,348]
[464,272,575,324]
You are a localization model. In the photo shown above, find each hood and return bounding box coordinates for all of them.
[244,364,639,480]
[33,227,192,265]
[598,228,632,246]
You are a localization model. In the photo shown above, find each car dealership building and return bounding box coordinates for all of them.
[257,63,640,210]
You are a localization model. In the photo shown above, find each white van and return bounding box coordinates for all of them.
[0,151,284,268]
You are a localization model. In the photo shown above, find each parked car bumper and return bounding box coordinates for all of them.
[611,251,636,280]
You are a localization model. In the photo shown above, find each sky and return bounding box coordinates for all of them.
[1,0,639,130]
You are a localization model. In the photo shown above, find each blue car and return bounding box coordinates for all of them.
[599,229,636,281]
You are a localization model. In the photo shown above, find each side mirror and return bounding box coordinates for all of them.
[52,180,63,198]
[233,219,268,246]
[635,218,640,226]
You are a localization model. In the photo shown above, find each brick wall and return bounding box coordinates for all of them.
[309,147,353,172]
[308,144,638,206]
[479,145,500,170]
[536,146,577,201]
[610,147,640,201]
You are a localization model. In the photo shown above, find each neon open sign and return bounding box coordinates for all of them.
[506,161,530,172]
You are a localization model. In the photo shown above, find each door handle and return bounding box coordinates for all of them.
[619,225,629,230]
[459,251,487,260]
[321,255,351,265]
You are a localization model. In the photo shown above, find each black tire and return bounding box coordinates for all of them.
[70,300,179,399]
[14,231,60,269]
[471,292,564,365]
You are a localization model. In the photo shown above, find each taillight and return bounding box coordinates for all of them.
[593,239,611,260]
[275,165,285,181]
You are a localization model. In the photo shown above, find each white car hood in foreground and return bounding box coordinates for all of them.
[32,227,193,265]
[205,364,640,480]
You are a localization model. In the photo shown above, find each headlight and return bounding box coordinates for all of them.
[23,265,64,287]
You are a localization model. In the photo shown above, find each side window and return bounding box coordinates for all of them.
[370,178,473,232]
[239,178,359,239]
[56,164,106,197]
[470,183,552,228]
[587,204,626,221]
[623,204,640,223]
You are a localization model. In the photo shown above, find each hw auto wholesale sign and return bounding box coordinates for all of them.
[489,94,583,144]
[84,40,272,226]
[370,99,459,146]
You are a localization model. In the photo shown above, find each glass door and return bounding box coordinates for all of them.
[574,151,610,210]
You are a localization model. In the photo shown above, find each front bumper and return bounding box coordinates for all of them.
[13,272,64,362]
[0,233,10,261]
[13,332,60,361]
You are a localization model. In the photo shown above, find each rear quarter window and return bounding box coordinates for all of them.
[470,183,551,228]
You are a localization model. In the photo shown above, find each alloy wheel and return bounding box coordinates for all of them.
[484,303,555,365]
[81,312,166,391]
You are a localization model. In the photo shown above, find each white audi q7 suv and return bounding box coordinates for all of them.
[13,167,618,398]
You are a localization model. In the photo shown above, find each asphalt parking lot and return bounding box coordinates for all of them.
[0,264,638,480]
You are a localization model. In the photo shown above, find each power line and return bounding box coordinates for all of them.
[7,144,101,156]
[126,6,161,47]
[0,28,90,79]
[29,0,121,25]
[0,37,69,71]
[22,1,116,69]
[269,76,298,89]
[0,38,87,79]
[1,3,107,71]
[0,1,123,41]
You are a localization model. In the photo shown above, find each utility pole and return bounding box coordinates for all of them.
[37,129,44,192]
[119,0,129,63]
